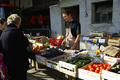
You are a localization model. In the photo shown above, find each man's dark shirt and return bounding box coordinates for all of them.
[65,20,81,37]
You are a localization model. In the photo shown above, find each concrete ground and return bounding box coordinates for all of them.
[27,64,68,80]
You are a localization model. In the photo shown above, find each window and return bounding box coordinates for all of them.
[92,1,113,24]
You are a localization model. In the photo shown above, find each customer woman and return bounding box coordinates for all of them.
[0,18,7,36]
[0,14,30,80]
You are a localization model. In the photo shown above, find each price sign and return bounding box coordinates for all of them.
[59,61,76,71]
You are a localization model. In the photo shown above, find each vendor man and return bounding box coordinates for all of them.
[62,10,81,50]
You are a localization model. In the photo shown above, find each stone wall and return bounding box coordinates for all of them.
[50,0,120,37]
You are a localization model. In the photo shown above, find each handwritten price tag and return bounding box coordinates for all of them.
[59,61,76,71]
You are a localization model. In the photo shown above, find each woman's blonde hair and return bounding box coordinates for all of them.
[7,14,21,25]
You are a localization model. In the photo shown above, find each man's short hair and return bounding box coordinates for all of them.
[7,14,21,25]
[62,9,72,15]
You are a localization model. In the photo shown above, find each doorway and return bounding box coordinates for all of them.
[61,5,79,35]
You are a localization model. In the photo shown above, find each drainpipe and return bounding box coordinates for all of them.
[19,0,20,8]
[0,7,5,18]
[14,0,15,9]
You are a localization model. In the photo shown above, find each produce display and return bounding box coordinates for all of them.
[29,36,49,43]
[57,45,69,50]
[67,57,92,68]
[49,35,63,46]
[86,63,111,74]
[40,48,65,59]
[49,38,63,46]
[68,49,89,58]
[29,36,50,48]
[29,35,120,79]
[93,49,104,63]
[33,45,43,51]
[109,62,120,74]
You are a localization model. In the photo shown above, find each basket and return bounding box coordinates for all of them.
[49,38,63,46]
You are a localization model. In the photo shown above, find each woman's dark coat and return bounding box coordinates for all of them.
[0,24,29,73]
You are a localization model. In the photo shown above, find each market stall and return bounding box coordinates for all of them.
[27,33,120,80]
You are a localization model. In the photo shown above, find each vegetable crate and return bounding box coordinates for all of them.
[57,56,92,78]
[108,39,120,46]
[104,55,120,63]
[49,38,63,46]
[78,57,115,80]
[102,70,120,80]
[78,62,102,80]
[50,54,67,62]
[46,60,58,70]
[36,54,67,70]
[36,55,48,66]
[57,61,77,77]
[102,56,120,80]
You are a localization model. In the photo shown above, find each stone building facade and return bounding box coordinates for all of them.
[50,0,120,37]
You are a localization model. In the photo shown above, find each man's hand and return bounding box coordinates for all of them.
[71,34,80,50]
[71,43,77,50]
[61,39,66,45]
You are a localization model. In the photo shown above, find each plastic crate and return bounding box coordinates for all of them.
[50,38,63,46]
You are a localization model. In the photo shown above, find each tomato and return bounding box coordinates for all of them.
[100,66,104,70]
[90,68,95,72]
[103,63,108,65]
[39,46,42,48]
[95,70,99,73]
[88,65,93,69]
[93,64,96,68]
[99,71,102,74]
[98,64,103,67]
[96,67,100,70]
[103,64,107,68]
[108,64,111,67]
[93,64,98,68]
[106,65,111,70]
[87,68,90,71]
